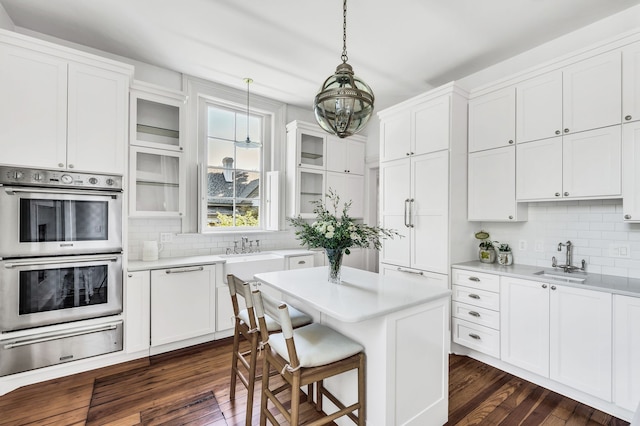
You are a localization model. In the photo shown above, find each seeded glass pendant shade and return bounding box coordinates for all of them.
[313,0,374,138]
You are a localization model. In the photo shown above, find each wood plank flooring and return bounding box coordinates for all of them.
[0,337,630,425]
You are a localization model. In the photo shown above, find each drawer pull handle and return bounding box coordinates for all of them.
[468,276,480,282]
[468,294,480,300]
[166,266,204,274]
[297,260,306,264]
[468,311,481,318]
[468,333,481,340]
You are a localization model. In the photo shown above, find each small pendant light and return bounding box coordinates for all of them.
[313,0,375,138]
[236,77,261,148]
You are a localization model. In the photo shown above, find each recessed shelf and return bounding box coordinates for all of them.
[301,152,323,160]
[136,180,179,187]
[137,124,179,139]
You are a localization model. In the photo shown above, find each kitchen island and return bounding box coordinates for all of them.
[254,266,451,426]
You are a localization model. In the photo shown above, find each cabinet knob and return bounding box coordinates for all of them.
[410,152,414,155]
[406,152,411,156]
[508,215,514,220]
[625,115,632,121]
[68,164,74,169]
[555,192,561,197]
[58,163,64,168]
[508,140,514,144]
[625,214,632,219]
[555,130,561,135]
[542,284,547,289]
[127,274,133,278]
[564,128,570,133]
[551,285,557,290]
[564,192,569,196]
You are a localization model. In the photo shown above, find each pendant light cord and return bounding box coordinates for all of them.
[244,77,252,143]
[341,0,348,63]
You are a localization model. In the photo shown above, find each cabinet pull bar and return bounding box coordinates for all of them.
[4,324,118,349]
[165,266,205,274]
[468,294,480,299]
[468,333,481,340]
[468,311,481,317]
[396,267,424,276]
[6,255,119,268]
[468,276,480,282]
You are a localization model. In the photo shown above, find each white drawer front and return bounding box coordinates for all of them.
[452,318,500,358]
[452,285,500,311]
[452,268,500,292]
[287,255,314,270]
[452,301,500,330]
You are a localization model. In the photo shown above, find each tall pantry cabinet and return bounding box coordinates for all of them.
[378,83,475,288]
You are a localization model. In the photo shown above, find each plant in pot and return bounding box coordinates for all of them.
[475,231,496,263]
[494,242,513,265]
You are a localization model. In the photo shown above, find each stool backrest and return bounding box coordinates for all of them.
[227,274,258,329]
[252,289,299,367]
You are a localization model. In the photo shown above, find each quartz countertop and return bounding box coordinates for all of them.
[254,266,451,323]
[128,249,314,272]
[453,260,640,297]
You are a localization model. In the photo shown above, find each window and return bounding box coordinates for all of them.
[205,103,264,229]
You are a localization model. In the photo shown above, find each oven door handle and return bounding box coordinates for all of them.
[4,187,121,198]
[3,323,119,349]
[4,255,120,268]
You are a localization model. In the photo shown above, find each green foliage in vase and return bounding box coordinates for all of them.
[288,189,399,253]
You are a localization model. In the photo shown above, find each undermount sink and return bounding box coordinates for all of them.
[533,271,586,283]
[220,252,283,262]
[222,252,286,283]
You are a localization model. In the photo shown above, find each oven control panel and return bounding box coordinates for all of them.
[0,166,122,191]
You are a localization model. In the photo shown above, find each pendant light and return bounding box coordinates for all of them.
[313,0,374,138]
[236,77,261,148]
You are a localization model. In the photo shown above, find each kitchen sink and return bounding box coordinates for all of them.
[222,252,286,282]
[220,252,283,262]
[533,271,586,283]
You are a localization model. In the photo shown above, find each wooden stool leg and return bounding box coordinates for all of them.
[230,323,241,400]
[244,333,259,426]
[358,354,366,426]
[291,373,301,425]
[315,379,323,412]
[260,356,270,426]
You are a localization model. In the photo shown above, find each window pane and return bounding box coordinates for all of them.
[235,145,260,171]
[235,170,260,201]
[208,137,235,168]
[208,107,236,140]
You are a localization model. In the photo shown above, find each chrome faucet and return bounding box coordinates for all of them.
[553,240,586,273]
[241,236,248,253]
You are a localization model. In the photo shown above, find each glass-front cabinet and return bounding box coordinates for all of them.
[129,81,186,217]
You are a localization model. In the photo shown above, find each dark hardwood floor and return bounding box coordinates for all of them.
[0,338,630,425]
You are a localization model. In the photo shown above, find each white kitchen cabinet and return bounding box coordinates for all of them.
[516,71,563,143]
[287,254,315,270]
[500,277,550,377]
[468,146,527,221]
[380,264,447,290]
[125,271,151,354]
[623,41,640,124]
[623,121,640,222]
[550,284,612,402]
[150,264,216,347]
[468,86,516,152]
[0,38,131,174]
[286,121,365,219]
[129,146,184,217]
[562,51,621,135]
[613,294,640,412]
[517,126,621,201]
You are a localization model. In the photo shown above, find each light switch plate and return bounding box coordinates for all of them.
[518,240,527,251]
[160,233,173,243]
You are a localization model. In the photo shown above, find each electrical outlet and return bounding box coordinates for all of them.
[609,243,630,258]
[160,233,173,243]
[518,240,527,251]
[534,240,544,253]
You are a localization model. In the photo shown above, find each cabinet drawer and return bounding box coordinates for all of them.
[452,268,500,292]
[452,318,500,358]
[452,301,500,330]
[287,255,314,270]
[452,285,500,311]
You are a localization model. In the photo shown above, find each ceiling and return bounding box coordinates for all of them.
[2,0,640,110]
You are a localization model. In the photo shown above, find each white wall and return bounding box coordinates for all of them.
[0,3,14,30]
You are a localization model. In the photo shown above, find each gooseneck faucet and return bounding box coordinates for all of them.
[553,240,586,273]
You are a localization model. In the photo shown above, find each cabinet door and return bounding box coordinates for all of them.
[345,139,365,175]
[563,51,622,134]
[131,87,185,151]
[125,271,151,354]
[623,41,640,124]
[296,168,325,218]
[296,128,326,169]
[151,265,216,347]
[549,285,612,401]
[613,295,640,411]
[326,172,364,218]
[380,111,411,162]
[516,71,563,143]
[468,146,524,222]
[411,152,448,273]
[468,87,516,152]
[327,138,365,175]
[562,126,621,198]
[413,95,450,155]
[516,137,562,200]
[0,44,67,169]
[500,277,550,377]
[623,121,640,221]
[380,158,411,267]
[67,63,128,174]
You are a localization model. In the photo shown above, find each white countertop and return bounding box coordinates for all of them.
[128,249,314,272]
[254,266,451,323]
[453,260,640,297]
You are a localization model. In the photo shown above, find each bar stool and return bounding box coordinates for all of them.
[252,288,366,426]
[227,274,312,426]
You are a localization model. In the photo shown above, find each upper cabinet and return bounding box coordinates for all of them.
[0,33,132,174]
[468,87,515,152]
[623,41,640,124]
[380,94,451,162]
[326,137,365,175]
[623,121,640,222]
[128,81,187,217]
[516,71,563,143]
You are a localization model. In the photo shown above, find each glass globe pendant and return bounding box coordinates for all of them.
[314,0,374,138]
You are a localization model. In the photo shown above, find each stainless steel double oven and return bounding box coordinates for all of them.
[0,166,124,376]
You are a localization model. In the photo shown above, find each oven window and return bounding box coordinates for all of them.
[19,265,109,315]
[19,199,109,242]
